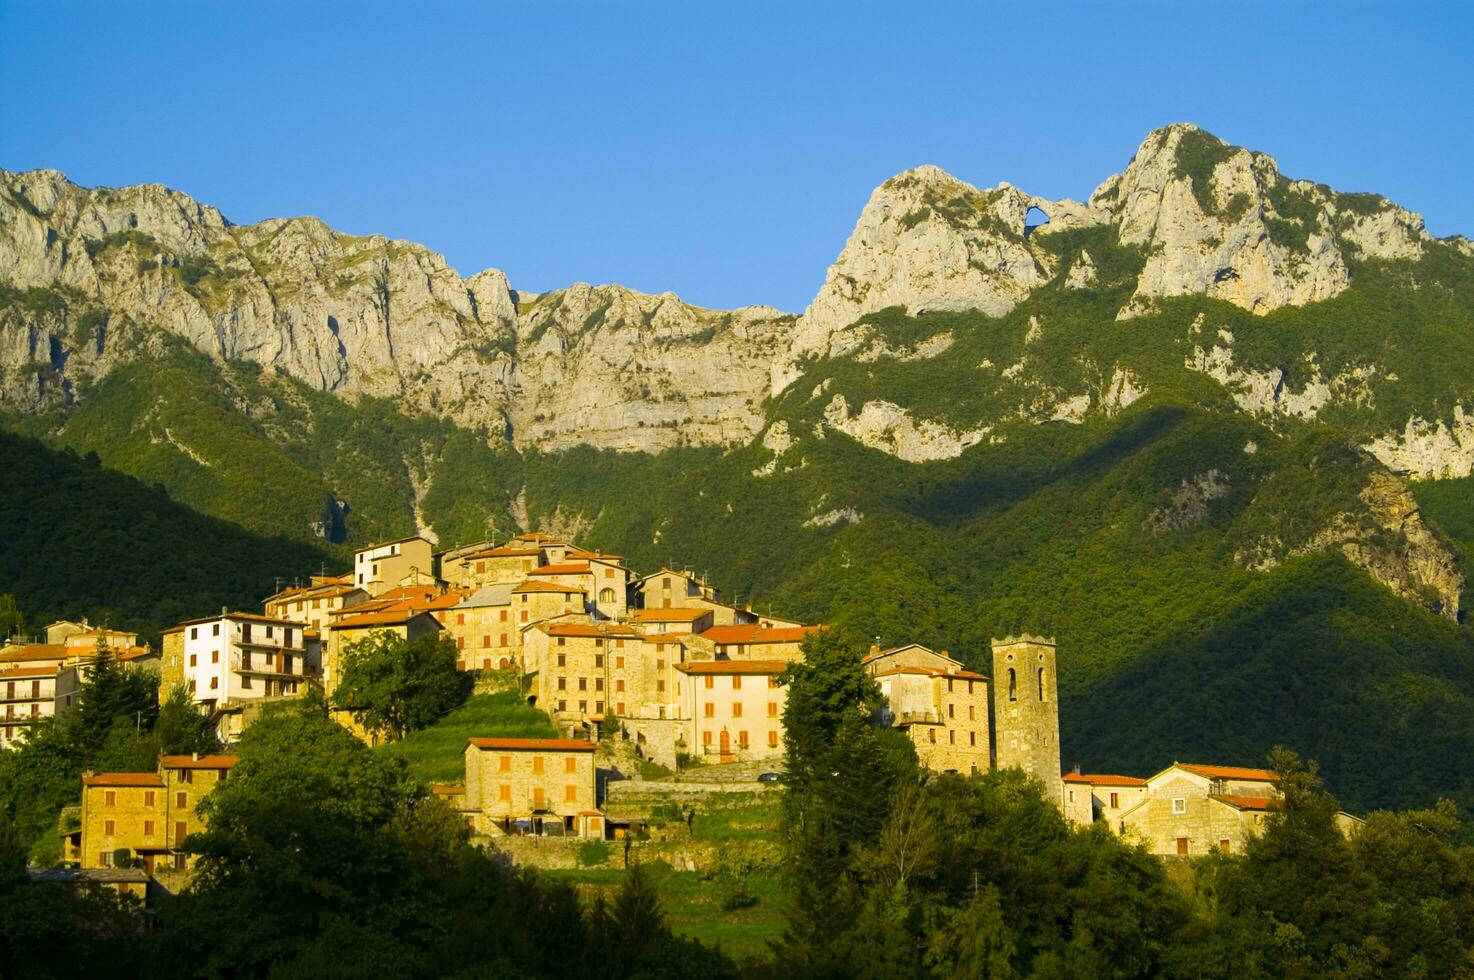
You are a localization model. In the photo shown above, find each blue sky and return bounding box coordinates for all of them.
[2,2,1470,312]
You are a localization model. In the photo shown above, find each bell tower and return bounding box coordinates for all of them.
[991,635,1063,808]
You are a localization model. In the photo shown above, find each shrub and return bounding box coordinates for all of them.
[576,839,612,868]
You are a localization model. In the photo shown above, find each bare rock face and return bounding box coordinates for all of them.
[1093,124,1429,317]
[821,392,990,462]
[785,165,1109,392]
[1365,407,1474,479]
[0,168,519,428]
[510,283,793,452]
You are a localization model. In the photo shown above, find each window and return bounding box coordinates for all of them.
[738,731,749,749]
[969,705,975,721]
[520,611,529,623]
[565,785,578,802]
[595,678,604,692]
[946,678,953,693]
[143,820,154,836]
[596,701,604,714]
[174,821,187,845]
[704,676,714,690]
[949,731,955,744]
[615,656,625,668]
[457,637,466,651]
[266,625,274,639]
[767,702,778,717]
[557,653,566,668]
[1176,837,1189,856]
[928,729,936,743]
[1038,667,1047,701]
[500,610,508,622]
[499,755,512,773]
[578,700,587,713]
[1110,792,1119,809]
[558,700,567,711]
[177,791,187,809]
[190,627,198,640]
[564,756,577,774]
[732,703,743,718]
[499,784,511,802]
[1007,668,1017,701]
[179,770,192,784]
[211,650,219,663]
[732,675,742,690]
[768,676,779,689]
[144,791,155,807]
[210,677,218,690]
[1219,839,1232,854]
[557,637,566,647]
[1171,798,1187,815]
[656,658,665,670]
[948,703,955,718]
[212,623,220,636]
[189,654,197,667]
[578,677,587,692]
[702,731,712,746]
[617,702,625,714]
[533,788,545,808]
[241,624,251,643]
[100,851,112,868]
[768,731,779,747]
[558,677,566,691]
[104,819,115,835]
[533,756,544,775]
[482,636,490,648]
[242,651,252,670]
[595,655,604,669]
[501,634,509,646]
[969,732,976,746]
[704,703,715,718]
[105,791,116,807]
[599,588,615,604]
[615,679,625,692]
[457,614,466,625]
[656,680,665,693]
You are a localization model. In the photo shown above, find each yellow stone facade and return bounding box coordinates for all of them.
[462,737,599,836]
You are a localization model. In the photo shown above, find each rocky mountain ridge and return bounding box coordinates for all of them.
[4,123,1468,464]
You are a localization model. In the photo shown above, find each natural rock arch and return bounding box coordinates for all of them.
[1024,205,1050,239]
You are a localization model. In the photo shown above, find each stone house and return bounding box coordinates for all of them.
[74,755,236,872]
[462,737,602,837]
[674,659,788,762]
[866,645,990,775]
[263,577,369,633]
[1117,763,1282,856]
[685,624,818,663]
[352,534,435,596]
[447,584,518,670]
[1061,772,1150,827]
[174,611,310,740]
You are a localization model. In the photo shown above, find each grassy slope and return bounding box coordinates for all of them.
[380,689,558,783]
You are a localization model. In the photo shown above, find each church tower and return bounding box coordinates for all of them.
[991,635,1063,808]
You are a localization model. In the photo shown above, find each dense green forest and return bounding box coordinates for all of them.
[0,430,331,641]
[5,631,1474,978]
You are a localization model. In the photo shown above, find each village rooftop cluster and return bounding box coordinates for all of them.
[1,531,1361,882]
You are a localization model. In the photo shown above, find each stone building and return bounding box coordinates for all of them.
[173,611,310,740]
[1062,772,1149,827]
[685,624,818,663]
[73,755,236,872]
[0,664,58,748]
[866,644,990,775]
[992,635,1063,807]
[674,659,788,762]
[447,584,517,671]
[352,534,435,596]
[263,576,369,632]
[462,737,602,837]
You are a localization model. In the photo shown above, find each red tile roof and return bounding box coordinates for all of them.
[0,665,58,679]
[0,644,69,663]
[512,581,585,594]
[160,755,238,770]
[872,666,988,682]
[331,609,441,630]
[461,546,542,559]
[531,562,592,575]
[541,623,642,638]
[699,624,818,645]
[1210,794,1278,812]
[84,772,164,788]
[467,737,595,752]
[1066,773,1147,787]
[631,608,710,622]
[675,659,789,675]
[1179,764,1278,782]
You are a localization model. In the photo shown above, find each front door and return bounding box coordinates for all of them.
[719,728,731,760]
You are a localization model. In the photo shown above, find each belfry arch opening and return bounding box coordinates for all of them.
[1023,205,1050,239]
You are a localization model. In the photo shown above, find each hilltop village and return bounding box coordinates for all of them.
[1,531,1359,886]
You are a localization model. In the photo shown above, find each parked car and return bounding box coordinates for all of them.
[756,772,782,783]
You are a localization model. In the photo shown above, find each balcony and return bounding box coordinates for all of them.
[229,652,304,677]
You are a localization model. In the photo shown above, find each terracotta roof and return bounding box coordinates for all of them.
[160,755,238,770]
[872,666,988,682]
[632,608,710,623]
[1179,763,1278,782]
[467,737,596,752]
[512,581,585,594]
[1064,773,1147,787]
[675,659,789,675]
[356,534,433,551]
[530,562,591,575]
[0,665,59,680]
[542,623,641,639]
[1210,794,1278,812]
[84,772,164,788]
[117,648,158,663]
[568,550,623,562]
[331,609,441,630]
[375,585,443,601]
[172,611,303,629]
[461,546,542,559]
[699,624,819,645]
[0,644,69,663]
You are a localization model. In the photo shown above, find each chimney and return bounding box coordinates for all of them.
[869,644,880,656]
[192,751,199,761]
[1072,763,1082,775]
